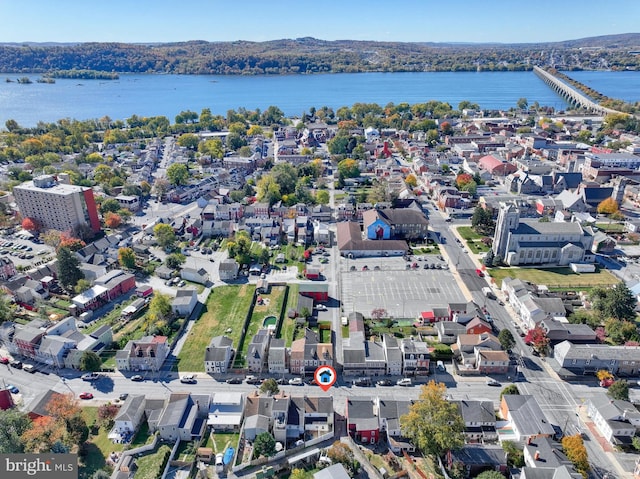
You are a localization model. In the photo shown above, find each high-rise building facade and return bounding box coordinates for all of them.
[14,175,101,234]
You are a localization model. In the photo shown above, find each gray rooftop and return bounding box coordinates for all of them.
[503,395,555,437]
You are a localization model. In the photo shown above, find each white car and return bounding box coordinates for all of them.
[180,374,196,384]
[289,377,303,386]
[314,304,327,311]
[397,378,412,387]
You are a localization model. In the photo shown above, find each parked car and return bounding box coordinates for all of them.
[353,377,372,387]
[289,377,303,386]
[9,360,22,369]
[486,378,501,387]
[376,379,393,386]
[226,377,243,384]
[130,375,144,382]
[245,375,261,384]
[119,393,129,401]
[314,304,327,311]
[180,374,197,384]
[276,378,288,385]
[6,384,19,394]
[397,378,412,387]
[0,356,9,364]
[82,372,100,381]
[79,392,94,400]
[475,269,485,277]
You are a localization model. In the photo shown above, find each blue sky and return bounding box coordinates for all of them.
[0,0,638,44]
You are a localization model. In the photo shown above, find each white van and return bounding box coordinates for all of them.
[436,360,445,371]
[396,378,412,387]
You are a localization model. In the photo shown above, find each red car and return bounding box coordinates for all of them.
[79,392,94,400]
[0,357,9,364]
[475,269,485,277]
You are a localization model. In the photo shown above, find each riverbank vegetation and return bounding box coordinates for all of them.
[0,34,639,75]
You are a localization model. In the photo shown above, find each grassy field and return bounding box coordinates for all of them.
[236,285,287,366]
[457,226,491,254]
[342,325,350,339]
[79,407,124,479]
[177,285,255,372]
[466,240,491,254]
[207,432,240,453]
[488,267,618,290]
[280,283,299,347]
[135,445,172,479]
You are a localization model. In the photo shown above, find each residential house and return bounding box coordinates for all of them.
[523,436,573,469]
[499,395,554,442]
[540,319,596,345]
[436,321,466,345]
[289,328,332,376]
[155,393,208,442]
[376,398,415,453]
[171,289,198,317]
[247,329,271,374]
[204,336,233,374]
[346,398,379,444]
[298,282,329,302]
[382,334,403,376]
[218,259,239,281]
[242,395,273,441]
[448,445,508,479]
[0,256,16,280]
[314,464,350,479]
[476,350,510,374]
[292,395,334,437]
[454,400,497,443]
[400,338,430,376]
[208,392,244,432]
[553,341,640,377]
[181,268,209,285]
[466,317,493,335]
[455,333,502,370]
[268,338,288,374]
[109,395,146,442]
[586,393,640,446]
[27,389,66,420]
[342,331,386,378]
[116,335,169,372]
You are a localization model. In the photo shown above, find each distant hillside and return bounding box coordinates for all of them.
[1,33,639,75]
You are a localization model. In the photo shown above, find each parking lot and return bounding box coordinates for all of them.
[340,256,467,319]
[0,236,54,269]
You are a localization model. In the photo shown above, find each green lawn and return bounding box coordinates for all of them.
[466,240,491,254]
[280,283,299,347]
[208,432,239,453]
[135,445,172,479]
[177,285,255,372]
[236,285,287,367]
[176,440,197,462]
[457,226,484,241]
[341,325,350,339]
[488,267,618,290]
[79,407,124,479]
[596,222,626,233]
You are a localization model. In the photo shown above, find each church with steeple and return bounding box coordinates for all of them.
[492,201,595,266]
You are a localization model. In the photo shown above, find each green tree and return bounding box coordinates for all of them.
[74,278,91,294]
[516,98,528,110]
[148,293,172,322]
[483,249,495,267]
[226,132,246,150]
[154,223,177,250]
[471,206,495,235]
[604,318,639,344]
[253,432,276,458]
[498,329,515,351]
[337,158,360,178]
[166,163,189,186]
[271,163,298,195]
[315,190,330,205]
[176,133,199,149]
[79,351,102,372]
[0,409,31,453]
[500,384,520,400]
[259,378,280,396]
[256,175,282,206]
[400,381,464,459]
[502,441,524,467]
[57,246,84,290]
[592,283,637,322]
[165,253,186,269]
[99,198,120,215]
[608,380,630,401]
[476,471,506,479]
[118,247,136,269]
[0,292,12,324]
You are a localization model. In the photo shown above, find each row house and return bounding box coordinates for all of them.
[400,338,430,376]
[553,340,640,377]
[455,333,502,370]
[382,334,403,376]
[267,339,288,374]
[204,335,234,374]
[115,335,169,372]
[500,395,555,443]
[454,400,497,443]
[153,393,209,442]
[586,393,640,446]
[0,256,16,280]
[247,329,271,374]
[342,331,386,377]
[346,398,379,444]
[376,398,415,453]
[289,328,333,376]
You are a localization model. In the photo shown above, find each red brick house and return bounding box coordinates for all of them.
[299,282,329,302]
[466,318,493,335]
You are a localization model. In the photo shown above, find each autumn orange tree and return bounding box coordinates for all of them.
[405,174,418,188]
[105,212,122,228]
[597,197,619,215]
[561,434,590,477]
[21,217,38,232]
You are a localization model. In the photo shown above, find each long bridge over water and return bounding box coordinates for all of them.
[533,66,622,115]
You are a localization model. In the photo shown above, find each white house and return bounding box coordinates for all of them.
[587,393,640,445]
[204,336,233,374]
[172,289,198,317]
[109,395,146,442]
[180,268,210,285]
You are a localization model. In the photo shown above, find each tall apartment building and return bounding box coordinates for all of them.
[13,175,101,234]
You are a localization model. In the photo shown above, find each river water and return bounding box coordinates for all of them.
[0,70,637,127]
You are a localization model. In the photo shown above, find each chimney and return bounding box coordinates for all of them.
[534,451,540,461]
[527,437,532,445]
